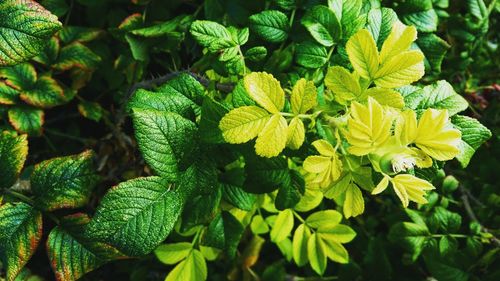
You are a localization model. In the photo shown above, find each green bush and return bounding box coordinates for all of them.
[0,0,498,280]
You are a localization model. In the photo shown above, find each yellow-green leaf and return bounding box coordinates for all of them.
[250,215,269,234]
[317,225,356,243]
[154,243,193,265]
[344,184,364,218]
[270,209,294,243]
[244,72,285,113]
[325,66,361,102]
[346,29,379,80]
[219,106,271,144]
[364,87,404,108]
[379,22,417,63]
[165,249,207,281]
[292,224,311,267]
[374,50,425,89]
[307,233,327,275]
[320,235,349,264]
[255,114,288,157]
[286,117,305,150]
[291,78,317,114]
[305,210,342,229]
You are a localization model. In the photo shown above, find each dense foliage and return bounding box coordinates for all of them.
[0,0,499,280]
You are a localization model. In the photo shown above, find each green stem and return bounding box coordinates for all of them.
[292,210,305,224]
[5,190,35,205]
[45,128,88,144]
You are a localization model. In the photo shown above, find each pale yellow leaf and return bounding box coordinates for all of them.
[346,29,379,80]
[286,116,305,150]
[291,78,317,114]
[343,184,364,218]
[255,113,288,157]
[244,72,285,113]
[374,50,424,89]
[325,66,361,101]
[379,22,417,63]
[219,106,270,143]
[364,87,405,108]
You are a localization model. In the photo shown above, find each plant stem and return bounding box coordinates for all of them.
[5,190,35,205]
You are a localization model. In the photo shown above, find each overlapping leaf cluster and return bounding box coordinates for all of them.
[0,0,498,281]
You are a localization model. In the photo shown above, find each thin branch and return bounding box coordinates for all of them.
[459,185,500,247]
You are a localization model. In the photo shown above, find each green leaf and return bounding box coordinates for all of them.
[307,233,327,275]
[87,177,184,256]
[416,33,450,73]
[244,156,291,194]
[59,26,104,43]
[302,5,341,47]
[451,115,492,167]
[428,207,462,234]
[417,80,469,116]
[231,79,256,107]
[0,0,61,66]
[181,187,222,231]
[0,81,19,104]
[128,88,195,118]
[346,29,379,80]
[219,106,271,144]
[305,210,342,229]
[7,106,44,136]
[204,211,244,259]
[365,8,398,49]
[154,243,193,265]
[157,73,206,106]
[388,222,429,261]
[190,20,235,52]
[270,209,294,243]
[245,46,267,61]
[0,63,37,90]
[292,224,311,266]
[0,131,28,189]
[439,235,458,256]
[30,150,99,211]
[328,0,364,39]
[221,169,256,211]
[295,42,328,68]
[132,109,197,180]
[41,0,69,17]
[275,170,304,210]
[130,15,188,38]
[20,74,67,108]
[399,1,438,32]
[249,10,289,43]
[165,249,207,281]
[78,101,103,122]
[52,42,101,71]
[199,97,229,144]
[0,203,43,281]
[46,214,123,281]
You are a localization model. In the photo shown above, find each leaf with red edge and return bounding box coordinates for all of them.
[46,214,124,281]
[30,150,100,211]
[0,81,19,105]
[0,202,43,281]
[53,42,101,71]
[20,74,67,108]
[8,106,44,136]
[0,0,62,66]
[0,131,28,189]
